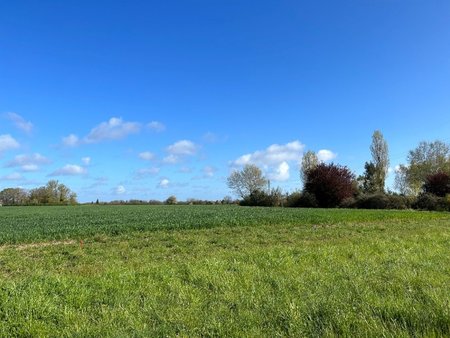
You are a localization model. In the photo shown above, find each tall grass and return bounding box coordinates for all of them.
[0,206,448,336]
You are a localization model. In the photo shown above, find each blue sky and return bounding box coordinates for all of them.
[1,0,449,202]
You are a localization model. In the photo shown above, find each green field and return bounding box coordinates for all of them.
[0,206,449,337]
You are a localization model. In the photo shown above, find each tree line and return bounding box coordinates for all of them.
[227,131,450,211]
[0,180,77,206]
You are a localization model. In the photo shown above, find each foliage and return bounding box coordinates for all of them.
[396,140,450,195]
[165,195,177,205]
[423,172,450,197]
[0,207,449,336]
[413,193,449,211]
[300,151,319,185]
[357,161,377,194]
[355,193,390,209]
[285,191,303,207]
[0,180,77,205]
[240,188,283,207]
[0,188,28,206]
[304,163,356,207]
[227,164,267,199]
[341,193,413,210]
[370,130,389,192]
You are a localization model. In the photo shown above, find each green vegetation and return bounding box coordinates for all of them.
[0,205,449,336]
[1,205,449,244]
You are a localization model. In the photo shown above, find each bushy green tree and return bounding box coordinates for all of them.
[358,161,377,193]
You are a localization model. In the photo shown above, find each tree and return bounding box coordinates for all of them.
[394,164,414,195]
[300,151,319,185]
[370,130,389,192]
[165,195,177,205]
[29,180,77,205]
[227,164,267,199]
[358,161,377,193]
[304,163,356,207]
[0,188,28,205]
[396,140,450,195]
[423,172,450,197]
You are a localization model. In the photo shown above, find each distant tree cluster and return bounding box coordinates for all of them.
[0,180,77,206]
[227,130,450,211]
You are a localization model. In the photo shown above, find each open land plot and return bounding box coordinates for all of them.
[0,205,449,336]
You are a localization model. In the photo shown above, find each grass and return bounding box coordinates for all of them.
[0,205,449,336]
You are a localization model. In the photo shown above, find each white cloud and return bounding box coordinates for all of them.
[147,121,166,132]
[62,134,80,147]
[6,153,50,172]
[82,157,91,165]
[159,178,170,188]
[21,164,39,172]
[317,149,337,162]
[4,112,33,133]
[269,161,290,181]
[138,151,155,161]
[163,154,180,164]
[84,117,141,143]
[50,164,87,176]
[167,140,197,156]
[203,166,216,178]
[231,141,304,182]
[115,185,126,195]
[134,167,160,179]
[2,172,23,181]
[233,141,304,167]
[0,134,20,153]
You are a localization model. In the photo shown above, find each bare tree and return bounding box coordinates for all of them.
[227,164,267,198]
[300,151,319,185]
[370,130,389,192]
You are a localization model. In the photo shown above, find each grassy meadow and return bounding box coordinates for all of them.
[0,205,449,336]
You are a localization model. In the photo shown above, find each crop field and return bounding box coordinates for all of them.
[0,205,449,337]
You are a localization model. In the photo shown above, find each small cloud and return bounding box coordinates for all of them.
[0,134,20,153]
[1,172,24,181]
[82,157,91,165]
[203,166,217,178]
[158,178,170,188]
[269,161,290,181]
[21,164,39,172]
[231,140,304,182]
[115,185,126,195]
[138,151,155,161]
[232,141,304,167]
[62,134,80,147]
[134,167,160,179]
[85,117,141,143]
[163,154,180,164]
[50,164,87,176]
[317,149,337,162]
[147,121,166,132]
[4,112,33,133]
[167,140,198,156]
[5,153,50,171]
